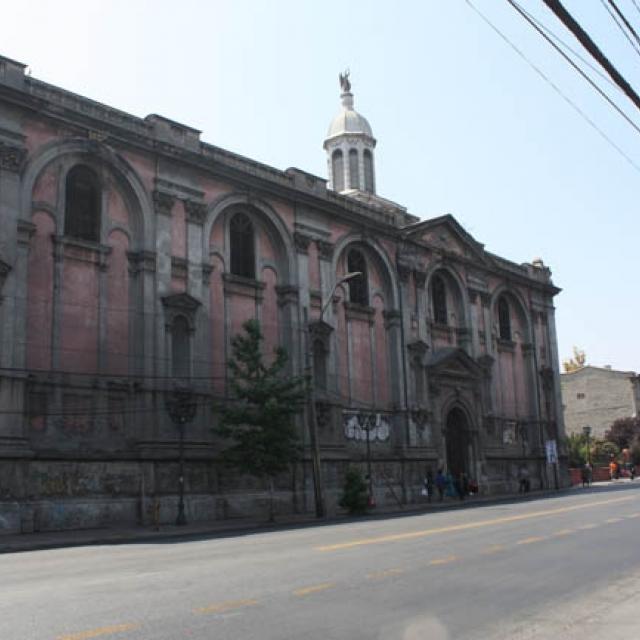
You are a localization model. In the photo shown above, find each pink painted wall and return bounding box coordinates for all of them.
[26,211,55,370]
[261,267,279,362]
[59,255,99,373]
[108,185,130,228]
[32,165,58,205]
[106,230,130,375]
[209,256,226,395]
[171,200,187,259]
[372,295,390,408]
[351,319,374,405]
[307,241,320,291]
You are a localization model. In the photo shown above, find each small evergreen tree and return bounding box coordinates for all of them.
[339,467,369,515]
[216,319,307,521]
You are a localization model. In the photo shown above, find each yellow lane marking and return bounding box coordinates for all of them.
[482,544,506,555]
[194,599,258,615]
[516,536,545,545]
[552,529,574,536]
[56,624,139,640]
[293,582,336,597]
[428,554,459,565]
[367,568,404,580]
[605,517,622,524]
[577,523,598,530]
[315,496,635,552]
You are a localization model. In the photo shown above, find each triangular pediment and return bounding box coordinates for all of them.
[426,347,484,379]
[161,292,201,311]
[402,214,488,263]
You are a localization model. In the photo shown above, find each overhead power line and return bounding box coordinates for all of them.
[542,0,640,113]
[507,0,640,137]
[606,0,640,51]
[600,0,640,58]
[465,0,640,174]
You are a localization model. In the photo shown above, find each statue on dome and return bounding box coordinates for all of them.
[339,69,351,93]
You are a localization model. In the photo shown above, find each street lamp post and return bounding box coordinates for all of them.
[306,271,362,518]
[166,388,197,526]
[583,425,592,467]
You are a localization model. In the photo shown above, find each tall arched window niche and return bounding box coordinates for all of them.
[348,149,359,189]
[229,212,255,279]
[431,274,448,325]
[172,315,191,379]
[498,296,512,341]
[65,165,101,242]
[347,249,369,306]
[363,150,374,193]
[332,149,344,192]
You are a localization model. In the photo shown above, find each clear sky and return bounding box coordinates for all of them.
[3,0,639,371]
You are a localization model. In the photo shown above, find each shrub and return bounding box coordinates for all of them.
[339,467,369,515]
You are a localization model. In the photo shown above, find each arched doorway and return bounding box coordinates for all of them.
[445,407,470,477]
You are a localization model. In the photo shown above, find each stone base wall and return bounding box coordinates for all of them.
[0,455,571,536]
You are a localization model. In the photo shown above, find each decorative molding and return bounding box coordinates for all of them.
[316,239,334,261]
[222,272,265,300]
[344,301,375,324]
[127,250,157,274]
[414,269,427,288]
[383,309,402,329]
[152,190,175,216]
[17,220,36,247]
[52,235,112,267]
[407,339,429,367]
[154,177,204,200]
[201,262,213,285]
[0,143,27,173]
[183,199,207,225]
[396,260,411,283]
[275,284,299,307]
[496,338,516,353]
[309,319,334,350]
[521,342,534,355]
[171,256,188,280]
[161,291,201,331]
[293,231,312,254]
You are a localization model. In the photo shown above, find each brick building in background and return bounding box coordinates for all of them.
[0,57,567,534]
[561,366,640,438]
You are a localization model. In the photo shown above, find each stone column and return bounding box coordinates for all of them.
[184,199,207,379]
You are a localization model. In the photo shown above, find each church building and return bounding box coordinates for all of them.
[0,56,567,534]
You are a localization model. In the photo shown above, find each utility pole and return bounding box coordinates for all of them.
[305,271,362,519]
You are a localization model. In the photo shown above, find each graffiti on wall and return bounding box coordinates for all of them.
[343,412,390,442]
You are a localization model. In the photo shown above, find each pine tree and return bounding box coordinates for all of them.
[216,319,307,520]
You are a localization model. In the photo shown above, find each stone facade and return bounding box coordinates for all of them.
[0,54,568,535]
[561,366,640,438]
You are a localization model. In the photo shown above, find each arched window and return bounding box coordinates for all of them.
[229,212,255,279]
[313,339,327,391]
[431,275,448,325]
[348,148,359,189]
[332,149,344,192]
[172,315,191,379]
[65,165,100,242]
[363,150,374,193]
[498,296,512,341]
[347,249,368,306]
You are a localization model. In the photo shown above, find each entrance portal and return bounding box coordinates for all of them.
[445,407,469,477]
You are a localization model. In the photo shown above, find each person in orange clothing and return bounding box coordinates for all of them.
[609,460,617,481]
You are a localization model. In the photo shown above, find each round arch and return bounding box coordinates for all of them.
[203,192,295,283]
[424,262,470,329]
[332,233,398,309]
[490,285,532,342]
[20,138,153,251]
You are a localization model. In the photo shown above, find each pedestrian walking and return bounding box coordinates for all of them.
[435,469,446,501]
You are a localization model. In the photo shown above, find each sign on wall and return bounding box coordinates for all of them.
[545,439,558,464]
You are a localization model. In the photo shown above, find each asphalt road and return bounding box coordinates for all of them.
[2,484,639,640]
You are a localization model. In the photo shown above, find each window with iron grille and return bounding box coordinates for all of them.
[431,274,448,325]
[498,296,512,341]
[65,165,100,242]
[229,212,255,279]
[347,249,368,306]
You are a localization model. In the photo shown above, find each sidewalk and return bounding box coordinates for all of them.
[0,481,632,554]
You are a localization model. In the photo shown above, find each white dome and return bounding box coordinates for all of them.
[325,92,375,142]
[326,106,373,139]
